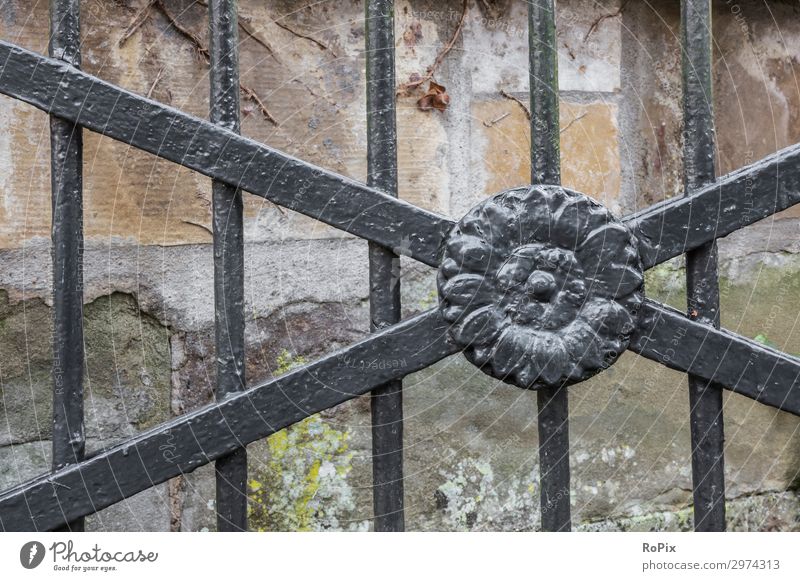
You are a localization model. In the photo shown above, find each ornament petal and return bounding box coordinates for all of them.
[491,327,531,377]
[440,274,496,307]
[451,305,503,347]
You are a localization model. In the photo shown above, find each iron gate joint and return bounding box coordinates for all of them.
[438,184,644,389]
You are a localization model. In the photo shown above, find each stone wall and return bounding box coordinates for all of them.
[0,0,799,531]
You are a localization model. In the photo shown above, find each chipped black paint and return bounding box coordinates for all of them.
[438,185,643,389]
[209,0,247,533]
[366,0,404,533]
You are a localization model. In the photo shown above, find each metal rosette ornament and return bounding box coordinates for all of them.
[437,185,644,389]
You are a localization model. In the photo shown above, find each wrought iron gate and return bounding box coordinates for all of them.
[1,0,799,533]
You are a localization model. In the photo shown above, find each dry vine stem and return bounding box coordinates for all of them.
[500,89,531,119]
[397,0,469,96]
[584,0,630,42]
[499,90,587,134]
[194,0,338,62]
[119,0,278,124]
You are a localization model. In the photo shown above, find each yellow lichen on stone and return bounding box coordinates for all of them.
[247,350,365,531]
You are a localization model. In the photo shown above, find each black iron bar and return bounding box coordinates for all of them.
[631,299,800,417]
[365,0,404,532]
[5,295,799,531]
[0,40,453,268]
[209,0,247,533]
[681,0,725,532]
[6,39,800,273]
[529,0,571,532]
[2,2,800,536]
[49,0,84,533]
[626,140,800,269]
[0,309,458,531]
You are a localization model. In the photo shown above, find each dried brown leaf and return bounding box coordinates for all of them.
[417,81,450,112]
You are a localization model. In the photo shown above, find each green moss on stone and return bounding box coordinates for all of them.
[83,293,171,430]
[0,291,171,446]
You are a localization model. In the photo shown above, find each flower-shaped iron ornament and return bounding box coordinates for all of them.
[437,185,644,390]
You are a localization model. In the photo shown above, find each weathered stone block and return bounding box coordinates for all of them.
[472,97,621,212]
[0,292,171,448]
[458,0,622,94]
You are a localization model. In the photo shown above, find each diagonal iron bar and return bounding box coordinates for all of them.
[4,40,800,271]
[0,40,453,267]
[625,141,800,270]
[0,309,458,531]
[630,299,800,416]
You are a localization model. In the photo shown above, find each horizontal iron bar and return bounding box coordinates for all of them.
[625,141,800,269]
[629,299,800,416]
[0,40,453,267]
[0,309,458,531]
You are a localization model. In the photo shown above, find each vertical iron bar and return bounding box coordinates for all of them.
[529,0,571,532]
[49,0,84,532]
[366,0,404,532]
[681,0,726,532]
[209,0,247,532]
